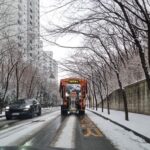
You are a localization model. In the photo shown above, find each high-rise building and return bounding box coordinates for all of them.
[52,59,58,84]
[0,0,40,60]
[38,49,58,83]
[27,0,40,60]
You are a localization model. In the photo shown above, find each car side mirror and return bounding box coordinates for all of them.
[33,101,36,105]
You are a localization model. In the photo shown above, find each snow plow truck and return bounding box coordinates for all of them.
[59,78,87,115]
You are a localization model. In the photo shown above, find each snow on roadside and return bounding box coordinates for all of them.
[0,111,5,118]
[88,108,150,139]
[87,111,150,150]
[42,107,59,113]
[0,111,60,146]
[53,115,76,149]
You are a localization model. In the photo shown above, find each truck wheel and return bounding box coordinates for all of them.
[30,109,34,118]
[79,110,85,115]
[61,110,67,115]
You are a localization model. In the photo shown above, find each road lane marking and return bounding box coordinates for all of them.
[79,115,103,137]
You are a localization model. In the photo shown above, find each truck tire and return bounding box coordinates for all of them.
[61,105,68,115]
[79,110,85,115]
[61,110,68,115]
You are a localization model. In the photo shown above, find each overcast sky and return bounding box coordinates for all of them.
[40,0,81,61]
[40,0,83,80]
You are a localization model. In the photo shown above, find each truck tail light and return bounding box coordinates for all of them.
[64,101,67,106]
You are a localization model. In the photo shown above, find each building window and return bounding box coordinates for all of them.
[18,43,22,47]
[18,4,22,10]
[18,36,22,40]
[18,20,21,25]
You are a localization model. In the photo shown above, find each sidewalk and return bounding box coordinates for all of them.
[87,108,150,141]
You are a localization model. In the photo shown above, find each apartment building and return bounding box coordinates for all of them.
[38,49,58,83]
[0,0,40,60]
[27,0,40,60]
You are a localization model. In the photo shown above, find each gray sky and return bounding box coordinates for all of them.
[40,0,83,80]
[40,0,81,61]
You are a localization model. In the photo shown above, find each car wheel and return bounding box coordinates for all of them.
[30,109,34,118]
[6,115,12,120]
[37,107,41,116]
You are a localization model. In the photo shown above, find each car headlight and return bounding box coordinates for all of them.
[5,106,10,111]
[24,105,30,110]
[25,105,30,109]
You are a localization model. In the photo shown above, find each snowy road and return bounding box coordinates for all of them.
[0,109,60,146]
[22,113,117,150]
[0,109,149,150]
[0,107,58,130]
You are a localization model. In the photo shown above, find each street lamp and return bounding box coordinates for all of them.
[50,72,55,79]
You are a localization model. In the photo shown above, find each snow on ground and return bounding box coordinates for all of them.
[0,110,60,146]
[87,110,150,150]
[0,111,5,118]
[42,107,59,113]
[88,108,150,139]
[53,115,76,149]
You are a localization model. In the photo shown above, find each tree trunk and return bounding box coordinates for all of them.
[92,80,98,111]
[15,64,19,100]
[98,82,104,112]
[116,72,129,121]
[106,94,110,115]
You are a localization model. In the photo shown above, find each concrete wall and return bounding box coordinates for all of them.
[102,80,150,115]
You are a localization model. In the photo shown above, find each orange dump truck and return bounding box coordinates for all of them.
[59,78,87,115]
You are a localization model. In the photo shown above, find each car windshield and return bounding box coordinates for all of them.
[12,99,25,104]
[25,99,34,104]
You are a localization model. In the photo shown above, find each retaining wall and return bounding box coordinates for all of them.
[101,80,150,115]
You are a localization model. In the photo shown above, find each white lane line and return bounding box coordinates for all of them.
[53,115,76,149]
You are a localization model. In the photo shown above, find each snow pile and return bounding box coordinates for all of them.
[42,107,59,113]
[88,108,150,139]
[53,115,76,149]
[87,110,150,150]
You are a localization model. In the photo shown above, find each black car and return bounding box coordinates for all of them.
[5,98,41,120]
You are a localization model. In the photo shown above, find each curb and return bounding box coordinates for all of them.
[87,109,150,144]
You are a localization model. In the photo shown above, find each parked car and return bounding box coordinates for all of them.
[5,98,41,120]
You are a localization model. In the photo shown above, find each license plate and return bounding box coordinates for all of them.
[12,113,20,116]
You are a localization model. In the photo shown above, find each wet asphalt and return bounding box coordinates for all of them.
[0,109,57,131]
[19,114,118,150]
[0,109,118,150]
